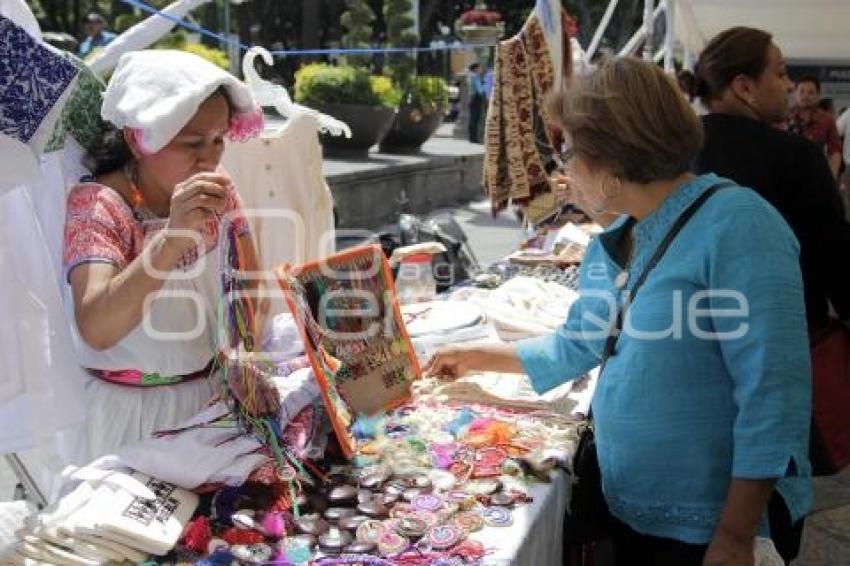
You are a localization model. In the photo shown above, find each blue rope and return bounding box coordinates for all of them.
[119,0,495,57]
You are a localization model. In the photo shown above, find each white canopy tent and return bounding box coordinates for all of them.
[674,0,850,63]
[599,0,850,66]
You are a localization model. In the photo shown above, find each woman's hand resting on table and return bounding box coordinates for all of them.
[424,343,524,379]
[164,172,231,253]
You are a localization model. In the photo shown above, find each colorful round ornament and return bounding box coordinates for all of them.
[376,531,408,557]
[409,510,438,529]
[395,516,429,538]
[355,519,386,544]
[412,494,443,512]
[426,524,464,551]
[481,506,513,527]
[452,511,485,533]
[231,543,273,564]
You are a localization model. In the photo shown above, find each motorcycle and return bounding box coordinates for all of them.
[335,212,480,292]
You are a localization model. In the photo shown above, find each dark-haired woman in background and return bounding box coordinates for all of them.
[693,28,850,486]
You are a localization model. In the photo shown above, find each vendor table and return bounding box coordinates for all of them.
[475,470,569,566]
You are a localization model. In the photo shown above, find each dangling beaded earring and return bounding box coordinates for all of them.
[123,161,144,210]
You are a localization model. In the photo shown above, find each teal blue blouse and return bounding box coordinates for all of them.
[517,173,812,544]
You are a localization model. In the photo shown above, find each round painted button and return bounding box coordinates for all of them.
[427,524,464,550]
[412,494,443,512]
[357,500,389,518]
[318,529,353,554]
[395,516,428,538]
[355,519,385,544]
[452,511,485,533]
[482,506,513,527]
[377,531,408,557]
[296,515,329,536]
[231,543,272,564]
[328,485,358,505]
[338,514,370,531]
[408,510,438,529]
[324,507,357,522]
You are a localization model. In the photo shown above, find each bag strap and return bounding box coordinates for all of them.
[591,183,732,410]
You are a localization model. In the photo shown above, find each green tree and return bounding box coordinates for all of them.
[340,0,376,68]
[383,0,418,88]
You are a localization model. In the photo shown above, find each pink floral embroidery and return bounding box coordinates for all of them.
[227,104,264,142]
[125,127,155,156]
[63,181,250,277]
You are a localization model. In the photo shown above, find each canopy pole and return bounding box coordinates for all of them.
[664,0,675,73]
[620,1,664,57]
[683,49,694,71]
[584,0,620,65]
[642,0,655,61]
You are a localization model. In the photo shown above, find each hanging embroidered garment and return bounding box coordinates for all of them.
[0,12,91,460]
[0,15,79,163]
[483,10,576,217]
[220,112,336,271]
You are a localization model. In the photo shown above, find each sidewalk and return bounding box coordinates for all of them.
[324,123,486,229]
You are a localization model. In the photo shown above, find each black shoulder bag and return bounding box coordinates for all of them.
[565,184,729,552]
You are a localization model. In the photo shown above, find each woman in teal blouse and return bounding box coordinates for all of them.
[427,58,811,565]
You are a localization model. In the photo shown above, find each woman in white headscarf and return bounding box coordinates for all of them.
[62,50,265,463]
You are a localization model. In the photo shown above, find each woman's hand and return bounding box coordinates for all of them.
[703,530,755,566]
[424,345,481,379]
[165,172,231,252]
[423,343,523,379]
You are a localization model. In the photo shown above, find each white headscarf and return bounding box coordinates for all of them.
[101,49,262,154]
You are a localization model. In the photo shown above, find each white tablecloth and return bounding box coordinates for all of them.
[474,471,569,566]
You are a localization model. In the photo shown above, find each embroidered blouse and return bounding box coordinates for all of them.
[516,174,812,544]
[62,180,250,385]
[63,181,249,278]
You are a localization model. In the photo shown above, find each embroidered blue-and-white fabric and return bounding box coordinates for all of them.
[0,14,78,150]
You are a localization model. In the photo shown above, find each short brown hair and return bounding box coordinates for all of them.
[548,57,703,184]
[694,27,773,102]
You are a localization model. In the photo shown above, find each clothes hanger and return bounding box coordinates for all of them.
[242,47,352,139]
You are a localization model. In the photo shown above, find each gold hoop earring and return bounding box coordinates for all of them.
[599,176,622,200]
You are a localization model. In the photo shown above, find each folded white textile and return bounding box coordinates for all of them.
[72,472,197,556]
[450,276,578,341]
[75,367,320,490]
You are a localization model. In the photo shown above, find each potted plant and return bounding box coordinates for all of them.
[455,1,505,45]
[294,63,400,156]
[380,75,449,153]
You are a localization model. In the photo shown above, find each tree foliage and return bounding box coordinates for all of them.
[384,0,418,87]
[341,0,376,68]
